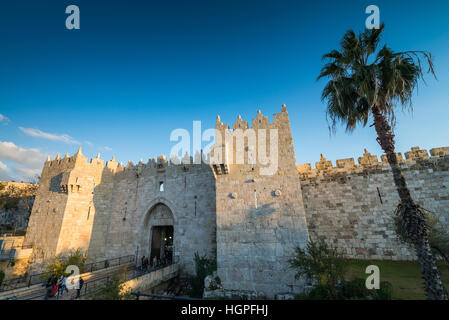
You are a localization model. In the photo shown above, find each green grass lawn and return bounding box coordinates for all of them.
[346,260,449,300]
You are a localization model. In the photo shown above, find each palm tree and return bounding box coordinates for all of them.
[318,24,447,300]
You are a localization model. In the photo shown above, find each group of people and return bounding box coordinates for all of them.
[140,255,158,271]
[140,248,172,272]
[43,274,84,300]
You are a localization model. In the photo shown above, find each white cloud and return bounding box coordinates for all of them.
[0,160,10,180]
[103,146,113,151]
[12,167,41,179]
[0,141,47,181]
[0,114,10,125]
[19,127,80,144]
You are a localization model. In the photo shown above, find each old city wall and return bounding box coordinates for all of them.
[24,147,217,276]
[298,147,449,261]
[213,106,310,298]
[24,152,79,266]
[102,156,217,275]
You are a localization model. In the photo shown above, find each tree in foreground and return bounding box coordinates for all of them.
[318,24,447,300]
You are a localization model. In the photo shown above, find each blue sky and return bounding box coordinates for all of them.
[1,0,449,181]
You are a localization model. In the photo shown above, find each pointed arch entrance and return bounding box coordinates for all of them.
[142,203,174,264]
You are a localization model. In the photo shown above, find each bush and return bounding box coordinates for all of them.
[306,284,333,300]
[289,241,394,300]
[394,209,449,267]
[43,248,87,280]
[341,278,371,300]
[375,281,393,300]
[3,198,19,211]
[88,267,132,300]
[289,240,348,300]
[188,252,217,298]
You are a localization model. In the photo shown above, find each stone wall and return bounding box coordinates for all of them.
[0,236,31,280]
[102,157,217,275]
[22,104,449,298]
[24,149,217,276]
[214,106,310,299]
[298,147,449,261]
[120,263,179,295]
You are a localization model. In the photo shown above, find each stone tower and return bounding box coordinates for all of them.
[212,105,310,298]
[24,148,118,267]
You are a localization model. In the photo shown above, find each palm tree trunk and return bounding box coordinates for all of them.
[372,105,447,300]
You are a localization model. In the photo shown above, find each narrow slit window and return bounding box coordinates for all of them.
[159,181,164,192]
[254,190,257,209]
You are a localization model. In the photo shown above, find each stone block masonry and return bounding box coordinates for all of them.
[20,102,449,298]
[298,147,449,261]
[24,149,217,276]
[214,106,310,298]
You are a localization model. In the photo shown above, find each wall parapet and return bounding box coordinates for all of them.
[297,146,449,177]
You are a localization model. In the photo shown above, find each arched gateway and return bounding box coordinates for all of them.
[141,203,174,264]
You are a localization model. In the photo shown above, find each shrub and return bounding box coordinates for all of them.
[3,198,19,211]
[394,209,449,267]
[88,267,132,300]
[307,284,333,300]
[341,278,371,300]
[188,252,217,298]
[375,281,393,300]
[289,240,348,300]
[43,248,87,280]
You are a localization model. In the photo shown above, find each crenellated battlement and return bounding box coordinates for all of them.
[212,105,296,176]
[215,104,290,132]
[42,147,212,179]
[297,146,449,177]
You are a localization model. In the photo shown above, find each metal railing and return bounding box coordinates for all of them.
[134,256,179,278]
[75,257,179,299]
[0,254,135,293]
[21,256,179,300]
[131,292,200,300]
[0,241,32,261]
[0,230,27,237]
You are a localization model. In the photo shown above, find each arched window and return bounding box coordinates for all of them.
[159,181,164,192]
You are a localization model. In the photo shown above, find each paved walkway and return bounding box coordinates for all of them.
[21,267,136,300]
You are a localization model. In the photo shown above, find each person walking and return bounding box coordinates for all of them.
[58,275,69,297]
[143,257,149,271]
[141,256,145,271]
[152,256,158,269]
[76,276,84,299]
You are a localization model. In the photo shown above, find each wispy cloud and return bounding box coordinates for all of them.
[0,141,48,181]
[19,127,80,144]
[0,114,10,125]
[103,146,113,151]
